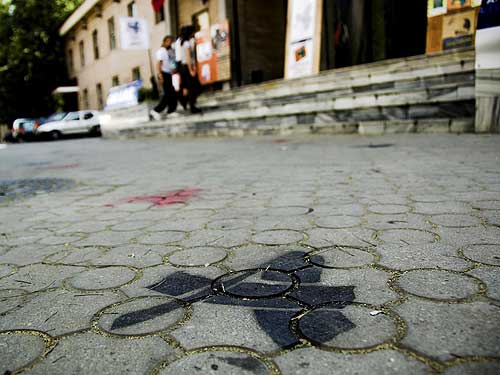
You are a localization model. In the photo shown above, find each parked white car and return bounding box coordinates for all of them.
[36,111,101,140]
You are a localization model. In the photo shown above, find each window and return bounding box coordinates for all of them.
[112,75,120,87]
[108,17,116,50]
[82,89,89,108]
[92,30,99,60]
[127,1,137,17]
[79,40,85,67]
[68,49,74,73]
[155,6,165,24]
[192,9,210,32]
[66,112,80,121]
[132,67,141,81]
[83,112,94,120]
[96,83,104,109]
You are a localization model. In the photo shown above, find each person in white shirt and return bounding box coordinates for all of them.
[150,35,178,120]
[176,25,202,114]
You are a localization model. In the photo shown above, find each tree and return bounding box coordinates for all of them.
[0,0,82,125]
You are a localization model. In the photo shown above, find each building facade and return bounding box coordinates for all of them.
[62,0,477,111]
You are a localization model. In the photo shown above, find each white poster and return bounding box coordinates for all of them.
[119,17,150,50]
[285,0,322,79]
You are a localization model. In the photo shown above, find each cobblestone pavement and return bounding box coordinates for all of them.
[0,134,499,375]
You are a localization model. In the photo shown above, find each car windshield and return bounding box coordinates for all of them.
[47,112,68,121]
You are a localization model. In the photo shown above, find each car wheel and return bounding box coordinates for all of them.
[49,131,62,140]
[89,125,101,137]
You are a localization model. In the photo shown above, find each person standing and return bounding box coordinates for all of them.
[176,26,202,114]
[150,35,177,120]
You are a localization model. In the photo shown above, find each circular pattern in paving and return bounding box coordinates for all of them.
[207,218,253,230]
[443,361,500,375]
[462,244,500,266]
[168,247,227,267]
[315,215,362,229]
[396,270,480,301]
[0,178,76,203]
[252,230,304,245]
[264,206,313,216]
[309,247,376,268]
[296,303,400,350]
[137,231,186,245]
[213,269,297,299]
[97,296,187,336]
[430,214,481,228]
[369,204,409,215]
[157,350,273,375]
[377,229,438,245]
[0,332,48,374]
[67,267,137,290]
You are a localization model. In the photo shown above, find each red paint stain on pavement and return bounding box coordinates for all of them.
[107,188,202,208]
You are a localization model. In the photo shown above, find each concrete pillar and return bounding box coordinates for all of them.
[475,70,500,133]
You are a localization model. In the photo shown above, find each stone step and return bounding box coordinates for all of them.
[199,49,475,104]
[200,70,475,113]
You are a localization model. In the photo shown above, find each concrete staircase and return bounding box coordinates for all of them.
[105,48,476,138]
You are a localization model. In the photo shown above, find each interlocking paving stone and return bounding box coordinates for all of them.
[148,218,208,232]
[429,214,481,228]
[74,231,140,247]
[26,332,176,375]
[297,303,399,349]
[468,266,500,301]
[38,235,83,246]
[291,267,398,306]
[462,244,500,266]
[414,202,472,215]
[0,289,29,314]
[0,264,86,292]
[110,220,152,231]
[137,231,187,245]
[396,270,480,300]
[168,247,227,267]
[158,350,272,375]
[479,210,500,227]
[180,229,252,248]
[377,228,438,245]
[377,243,472,271]
[252,230,305,245]
[368,204,410,214]
[275,348,431,375]
[0,264,15,278]
[472,201,500,210]
[207,218,253,230]
[309,247,376,268]
[305,228,375,248]
[97,296,187,336]
[395,299,500,361]
[442,362,500,375]
[0,245,63,266]
[0,289,122,336]
[44,247,107,265]
[67,266,137,290]
[214,270,295,298]
[263,206,313,216]
[171,296,301,352]
[315,215,363,229]
[89,245,175,268]
[435,227,500,247]
[0,332,47,374]
[253,215,314,231]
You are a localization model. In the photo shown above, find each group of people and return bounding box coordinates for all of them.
[150,25,202,120]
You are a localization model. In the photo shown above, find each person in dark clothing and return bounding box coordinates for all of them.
[175,25,202,114]
[150,35,177,120]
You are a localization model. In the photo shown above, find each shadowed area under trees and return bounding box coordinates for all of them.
[0,0,82,125]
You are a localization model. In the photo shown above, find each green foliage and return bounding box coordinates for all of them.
[0,0,82,124]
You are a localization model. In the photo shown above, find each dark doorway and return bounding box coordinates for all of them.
[228,0,288,86]
[321,0,427,70]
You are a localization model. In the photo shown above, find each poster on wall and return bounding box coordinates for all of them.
[442,9,476,49]
[119,17,150,50]
[284,0,323,79]
[195,20,231,85]
[476,0,500,69]
[447,0,472,11]
[472,0,482,7]
[428,0,447,17]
